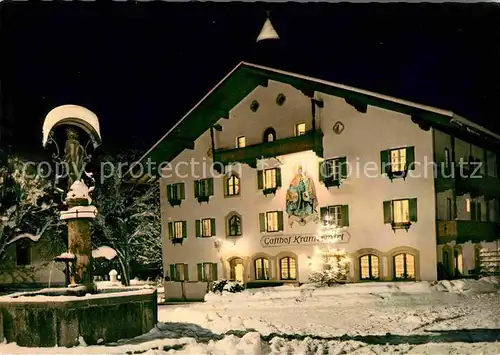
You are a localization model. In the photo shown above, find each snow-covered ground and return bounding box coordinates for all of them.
[1,278,499,354]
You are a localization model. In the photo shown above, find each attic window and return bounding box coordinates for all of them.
[276,93,286,106]
[250,100,260,112]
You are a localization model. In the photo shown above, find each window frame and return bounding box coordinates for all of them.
[226,174,240,197]
[294,122,306,136]
[359,254,380,280]
[266,211,279,232]
[236,136,246,148]
[393,253,416,281]
[228,214,242,237]
[173,221,184,239]
[279,257,297,280]
[254,257,270,280]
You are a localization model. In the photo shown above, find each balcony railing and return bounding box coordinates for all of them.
[213,130,323,171]
[435,165,500,199]
[437,220,499,244]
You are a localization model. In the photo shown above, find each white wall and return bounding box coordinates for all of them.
[161,81,438,282]
[0,241,66,286]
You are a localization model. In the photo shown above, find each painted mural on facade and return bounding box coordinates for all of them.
[285,164,320,226]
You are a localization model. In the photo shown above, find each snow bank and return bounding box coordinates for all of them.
[205,278,499,303]
[432,277,499,294]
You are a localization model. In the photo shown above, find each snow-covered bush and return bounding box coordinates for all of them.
[211,279,245,294]
[308,248,350,286]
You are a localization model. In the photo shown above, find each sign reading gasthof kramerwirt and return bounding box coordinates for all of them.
[260,231,351,248]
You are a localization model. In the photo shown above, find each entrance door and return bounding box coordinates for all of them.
[229,258,244,282]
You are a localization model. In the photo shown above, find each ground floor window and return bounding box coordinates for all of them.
[280,257,297,280]
[254,258,270,280]
[197,262,218,281]
[359,254,379,280]
[393,253,415,280]
[229,258,244,282]
[170,263,188,281]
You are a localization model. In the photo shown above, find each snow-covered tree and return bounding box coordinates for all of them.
[0,152,64,272]
[308,219,350,286]
[92,151,161,286]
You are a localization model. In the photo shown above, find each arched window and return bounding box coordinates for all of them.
[454,247,463,277]
[280,257,297,280]
[263,127,276,143]
[227,214,242,237]
[359,254,379,280]
[225,174,240,196]
[254,258,270,280]
[393,253,415,280]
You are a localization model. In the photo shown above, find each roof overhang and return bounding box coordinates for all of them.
[125,61,500,183]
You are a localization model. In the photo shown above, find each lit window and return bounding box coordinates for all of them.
[393,253,415,280]
[280,257,297,280]
[226,175,240,196]
[360,255,379,280]
[295,123,306,136]
[466,198,471,213]
[237,136,246,148]
[201,218,212,237]
[174,221,184,239]
[267,133,274,142]
[391,148,407,173]
[326,205,343,226]
[264,169,277,189]
[393,200,410,223]
[255,258,269,280]
[266,211,279,232]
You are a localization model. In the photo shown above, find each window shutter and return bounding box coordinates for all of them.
[406,146,415,170]
[320,207,328,221]
[477,203,482,221]
[340,157,348,180]
[170,264,175,281]
[168,222,173,239]
[166,185,172,199]
[208,178,214,196]
[318,161,325,182]
[210,218,216,236]
[380,150,390,174]
[409,198,418,222]
[184,264,189,281]
[194,180,200,197]
[212,263,218,281]
[195,220,201,238]
[383,201,393,224]
[182,221,187,238]
[180,183,185,199]
[277,211,284,231]
[342,205,349,226]
[259,213,266,232]
[257,170,264,189]
[276,168,282,187]
[197,263,202,281]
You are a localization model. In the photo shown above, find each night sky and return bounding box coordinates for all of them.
[1,2,500,156]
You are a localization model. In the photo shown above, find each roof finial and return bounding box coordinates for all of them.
[256,11,280,42]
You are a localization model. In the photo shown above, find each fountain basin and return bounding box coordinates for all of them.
[0,287,157,347]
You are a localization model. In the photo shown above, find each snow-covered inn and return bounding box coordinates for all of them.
[129,62,500,291]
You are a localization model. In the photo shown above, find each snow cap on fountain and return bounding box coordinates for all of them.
[42,104,101,149]
[66,180,93,204]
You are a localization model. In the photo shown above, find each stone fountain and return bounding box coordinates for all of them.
[0,105,157,347]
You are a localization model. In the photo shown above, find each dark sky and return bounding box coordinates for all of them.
[1,2,500,156]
